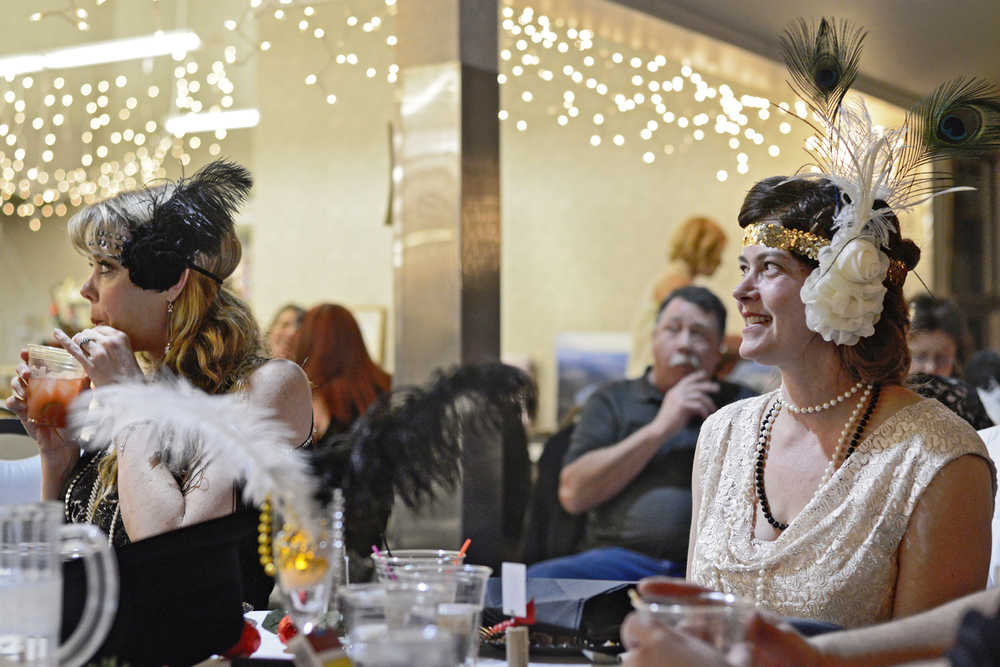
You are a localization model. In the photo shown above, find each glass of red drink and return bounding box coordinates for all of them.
[26,344,89,428]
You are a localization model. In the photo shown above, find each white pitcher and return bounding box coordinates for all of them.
[0,501,117,666]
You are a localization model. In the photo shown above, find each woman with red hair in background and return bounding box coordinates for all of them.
[293,303,391,440]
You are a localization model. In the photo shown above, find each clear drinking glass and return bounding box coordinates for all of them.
[338,582,449,640]
[338,582,463,667]
[370,549,465,581]
[345,625,460,667]
[0,501,118,666]
[271,507,339,634]
[25,345,88,428]
[389,564,492,666]
[639,591,754,653]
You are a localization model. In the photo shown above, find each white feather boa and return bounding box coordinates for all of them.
[67,376,318,526]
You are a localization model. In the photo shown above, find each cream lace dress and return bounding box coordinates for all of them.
[689,391,994,628]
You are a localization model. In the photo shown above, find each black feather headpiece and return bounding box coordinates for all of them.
[120,159,253,291]
[309,362,537,556]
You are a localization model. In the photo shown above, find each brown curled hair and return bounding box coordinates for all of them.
[738,176,921,386]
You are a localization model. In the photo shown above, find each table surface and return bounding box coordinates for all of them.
[243,611,599,665]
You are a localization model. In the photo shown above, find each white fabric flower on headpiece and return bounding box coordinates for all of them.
[790,99,900,347]
[800,203,890,346]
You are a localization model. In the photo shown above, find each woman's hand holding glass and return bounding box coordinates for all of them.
[6,323,143,468]
[620,577,825,667]
[6,349,82,500]
[6,348,78,454]
[54,327,144,388]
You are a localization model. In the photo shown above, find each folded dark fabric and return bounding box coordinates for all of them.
[61,511,255,665]
[483,577,634,650]
[947,609,1000,667]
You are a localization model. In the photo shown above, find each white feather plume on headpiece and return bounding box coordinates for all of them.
[803,97,971,250]
[67,376,318,527]
[780,18,1000,346]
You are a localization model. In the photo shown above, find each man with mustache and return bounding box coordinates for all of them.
[529,286,755,580]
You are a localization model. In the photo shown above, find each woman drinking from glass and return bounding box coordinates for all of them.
[5,160,312,609]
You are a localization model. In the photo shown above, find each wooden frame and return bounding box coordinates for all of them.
[350,305,387,366]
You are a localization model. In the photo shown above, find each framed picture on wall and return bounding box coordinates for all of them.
[555,332,631,423]
[351,305,386,366]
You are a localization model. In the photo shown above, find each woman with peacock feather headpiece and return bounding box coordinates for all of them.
[684,18,997,628]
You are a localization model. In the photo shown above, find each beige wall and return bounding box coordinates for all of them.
[497,36,924,428]
[0,1,931,427]
[248,12,396,369]
[0,221,88,364]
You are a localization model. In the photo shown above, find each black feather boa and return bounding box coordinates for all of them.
[309,362,537,562]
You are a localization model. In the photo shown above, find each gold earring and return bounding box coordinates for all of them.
[164,301,174,356]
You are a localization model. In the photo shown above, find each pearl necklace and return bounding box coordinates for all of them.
[756,384,873,531]
[753,384,880,606]
[63,448,119,546]
[782,380,865,414]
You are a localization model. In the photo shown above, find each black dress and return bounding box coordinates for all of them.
[947,606,1000,666]
[61,449,129,547]
[906,372,994,430]
[61,440,311,609]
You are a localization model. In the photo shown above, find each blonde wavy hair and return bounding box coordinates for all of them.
[68,184,266,494]
[668,216,727,276]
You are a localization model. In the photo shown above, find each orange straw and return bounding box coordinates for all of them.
[454,538,471,564]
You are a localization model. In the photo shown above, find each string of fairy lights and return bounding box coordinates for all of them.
[3,0,827,233]
[1,0,396,232]
[29,0,111,32]
[219,0,399,98]
[496,3,820,180]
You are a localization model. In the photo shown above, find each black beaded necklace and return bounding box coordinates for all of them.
[755,384,881,532]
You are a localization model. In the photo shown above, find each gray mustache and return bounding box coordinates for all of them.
[669,352,700,368]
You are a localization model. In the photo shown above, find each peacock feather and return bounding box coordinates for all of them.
[893,77,1000,201]
[781,19,1000,240]
[779,17,866,125]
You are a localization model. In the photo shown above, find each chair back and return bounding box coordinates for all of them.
[978,425,1000,587]
[0,419,41,505]
[520,423,586,564]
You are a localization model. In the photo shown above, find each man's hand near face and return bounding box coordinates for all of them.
[559,369,721,515]
[649,370,720,437]
[559,291,744,518]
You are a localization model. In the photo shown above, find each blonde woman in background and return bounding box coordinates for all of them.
[627,216,727,378]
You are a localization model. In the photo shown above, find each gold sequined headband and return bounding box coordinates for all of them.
[742,222,826,261]
[742,222,907,286]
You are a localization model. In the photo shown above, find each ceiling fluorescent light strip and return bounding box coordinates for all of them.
[0,30,201,77]
[165,109,261,136]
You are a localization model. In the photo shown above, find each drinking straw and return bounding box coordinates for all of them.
[453,538,471,565]
[371,544,396,580]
